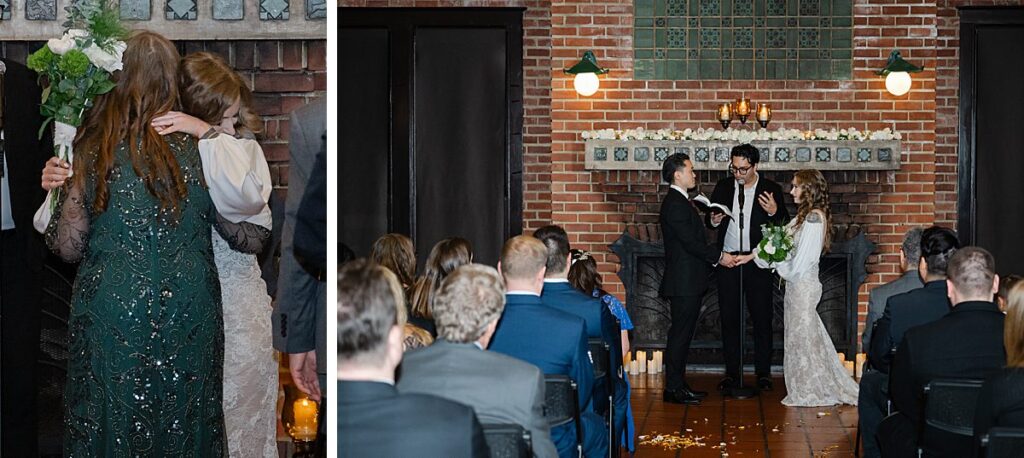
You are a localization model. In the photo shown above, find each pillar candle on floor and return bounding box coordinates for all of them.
[637,351,647,373]
[843,361,855,377]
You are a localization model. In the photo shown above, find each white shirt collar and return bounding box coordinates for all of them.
[507,290,541,297]
[670,185,689,199]
[543,278,570,283]
[735,172,759,191]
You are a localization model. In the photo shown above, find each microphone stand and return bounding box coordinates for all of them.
[727,178,756,399]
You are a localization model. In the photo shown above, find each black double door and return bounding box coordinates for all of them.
[339,8,524,267]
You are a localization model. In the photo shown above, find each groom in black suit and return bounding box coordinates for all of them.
[1,57,52,457]
[706,144,789,392]
[660,153,733,405]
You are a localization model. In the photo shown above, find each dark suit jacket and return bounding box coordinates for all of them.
[540,280,625,412]
[2,59,51,270]
[339,380,489,457]
[863,270,923,351]
[398,340,558,458]
[973,367,1024,450]
[293,138,326,279]
[489,293,594,455]
[659,188,720,297]
[889,301,1006,456]
[706,175,790,252]
[868,280,951,373]
[273,99,327,378]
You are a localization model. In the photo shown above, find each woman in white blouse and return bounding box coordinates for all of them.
[737,170,859,406]
[151,52,278,457]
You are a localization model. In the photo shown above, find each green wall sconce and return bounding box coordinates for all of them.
[564,51,608,97]
[877,50,924,97]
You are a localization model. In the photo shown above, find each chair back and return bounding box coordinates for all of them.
[587,339,609,380]
[918,378,985,455]
[482,423,532,458]
[544,374,583,457]
[982,427,1024,458]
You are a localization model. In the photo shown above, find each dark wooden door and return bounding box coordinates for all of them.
[339,8,524,266]
[959,8,1024,277]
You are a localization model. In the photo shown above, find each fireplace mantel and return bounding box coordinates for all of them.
[584,139,902,171]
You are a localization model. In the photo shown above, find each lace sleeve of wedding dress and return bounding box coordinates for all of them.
[44,179,90,263]
[198,133,273,228]
[753,212,825,281]
[213,211,271,255]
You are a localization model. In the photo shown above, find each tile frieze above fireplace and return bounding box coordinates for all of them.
[584,139,901,171]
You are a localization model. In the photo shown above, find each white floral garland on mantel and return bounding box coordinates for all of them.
[581,126,902,143]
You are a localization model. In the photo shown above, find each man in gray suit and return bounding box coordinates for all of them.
[274,98,327,399]
[857,226,923,458]
[398,264,558,458]
[862,227,924,350]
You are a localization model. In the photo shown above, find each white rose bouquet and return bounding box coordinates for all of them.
[757,223,794,265]
[27,0,127,231]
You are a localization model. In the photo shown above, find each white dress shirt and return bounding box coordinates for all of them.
[670,184,689,199]
[723,174,758,253]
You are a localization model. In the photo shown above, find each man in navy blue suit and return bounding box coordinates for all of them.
[490,235,609,458]
[534,225,627,445]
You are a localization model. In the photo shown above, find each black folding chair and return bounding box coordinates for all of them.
[981,427,1024,458]
[482,423,533,458]
[545,374,583,458]
[588,338,616,458]
[917,378,985,457]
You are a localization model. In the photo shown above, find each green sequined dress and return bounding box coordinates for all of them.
[46,134,227,456]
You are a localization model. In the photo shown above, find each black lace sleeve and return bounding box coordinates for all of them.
[212,211,270,254]
[44,178,90,263]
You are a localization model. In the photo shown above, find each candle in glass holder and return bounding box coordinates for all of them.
[735,98,751,123]
[756,103,771,128]
[718,103,733,128]
[291,398,318,441]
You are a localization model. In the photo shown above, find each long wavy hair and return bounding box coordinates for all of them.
[408,238,472,319]
[73,31,186,220]
[793,169,832,252]
[1006,280,1024,368]
[179,52,261,135]
[369,233,416,290]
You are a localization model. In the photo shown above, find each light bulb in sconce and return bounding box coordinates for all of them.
[573,72,600,97]
[885,71,912,96]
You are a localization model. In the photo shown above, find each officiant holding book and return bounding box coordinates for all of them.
[706,144,789,393]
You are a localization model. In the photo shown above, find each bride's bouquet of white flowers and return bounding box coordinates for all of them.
[757,223,794,265]
[27,0,127,231]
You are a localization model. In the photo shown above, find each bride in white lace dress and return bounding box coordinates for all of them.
[153,52,278,457]
[738,169,858,406]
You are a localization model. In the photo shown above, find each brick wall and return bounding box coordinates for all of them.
[0,39,327,192]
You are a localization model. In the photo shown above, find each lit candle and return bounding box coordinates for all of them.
[654,351,663,374]
[291,398,318,441]
[718,103,733,121]
[837,352,846,362]
[629,359,639,375]
[856,353,867,378]
[756,103,771,128]
[735,98,751,124]
[844,361,855,377]
[637,351,647,373]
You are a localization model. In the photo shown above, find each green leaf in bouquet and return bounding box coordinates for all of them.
[93,79,116,94]
[26,46,56,73]
[41,85,52,105]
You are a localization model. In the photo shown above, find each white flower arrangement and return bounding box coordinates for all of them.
[580,126,902,142]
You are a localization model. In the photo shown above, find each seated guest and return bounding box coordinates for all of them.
[408,237,473,337]
[398,264,559,458]
[879,247,1006,458]
[569,248,637,453]
[402,323,434,351]
[996,274,1022,312]
[370,233,432,333]
[338,259,489,457]
[974,280,1024,450]
[858,227,924,458]
[534,226,627,442]
[868,226,960,373]
[489,236,609,458]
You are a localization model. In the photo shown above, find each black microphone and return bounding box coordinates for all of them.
[737,178,746,252]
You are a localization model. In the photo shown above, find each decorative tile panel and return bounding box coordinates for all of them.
[306,0,325,19]
[260,0,289,20]
[213,0,243,20]
[27,0,56,20]
[166,0,196,19]
[635,0,853,80]
[586,140,901,171]
[120,0,150,20]
[0,0,11,20]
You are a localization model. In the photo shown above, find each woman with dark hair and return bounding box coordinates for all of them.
[370,233,417,292]
[38,31,256,454]
[738,169,858,406]
[407,237,472,336]
[568,248,636,452]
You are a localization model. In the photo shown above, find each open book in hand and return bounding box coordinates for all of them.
[692,194,734,219]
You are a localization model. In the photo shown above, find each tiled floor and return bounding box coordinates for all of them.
[626,372,858,457]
